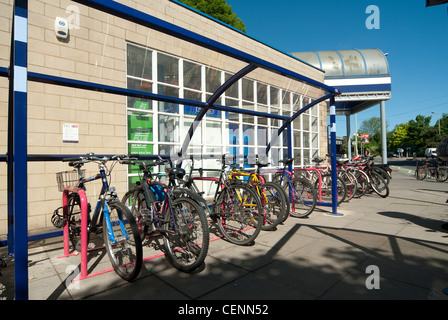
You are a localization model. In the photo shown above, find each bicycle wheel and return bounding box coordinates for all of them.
[65,192,84,252]
[214,183,263,245]
[103,200,142,281]
[436,167,448,182]
[122,188,150,238]
[339,171,357,202]
[368,170,389,198]
[319,174,347,205]
[163,197,209,272]
[288,177,317,218]
[259,181,289,229]
[416,165,427,180]
[353,170,368,198]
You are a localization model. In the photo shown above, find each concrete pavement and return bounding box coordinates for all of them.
[1,166,448,303]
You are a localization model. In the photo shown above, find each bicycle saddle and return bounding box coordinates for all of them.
[312,157,325,163]
[256,160,269,167]
[280,158,294,166]
[168,167,186,179]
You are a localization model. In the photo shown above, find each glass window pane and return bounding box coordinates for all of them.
[303,114,310,131]
[242,103,254,124]
[257,126,268,146]
[184,61,202,90]
[206,67,222,93]
[225,73,238,98]
[127,44,152,79]
[158,53,178,85]
[128,111,153,142]
[270,87,280,106]
[158,85,179,113]
[311,117,318,132]
[159,144,180,157]
[243,124,254,145]
[312,133,319,148]
[184,118,201,145]
[158,115,179,143]
[127,78,152,110]
[293,131,301,148]
[206,121,222,145]
[257,83,267,105]
[228,123,239,145]
[282,91,291,109]
[242,78,254,102]
[303,132,310,148]
[257,105,268,125]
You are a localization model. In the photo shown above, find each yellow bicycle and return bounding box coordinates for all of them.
[228,160,289,230]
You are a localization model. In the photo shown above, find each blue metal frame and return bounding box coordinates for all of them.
[1,0,341,299]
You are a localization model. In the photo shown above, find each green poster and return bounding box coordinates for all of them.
[128,114,153,141]
[128,143,153,173]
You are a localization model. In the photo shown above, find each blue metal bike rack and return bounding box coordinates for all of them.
[1,0,341,299]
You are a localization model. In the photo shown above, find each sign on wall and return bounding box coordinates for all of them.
[62,123,79,143]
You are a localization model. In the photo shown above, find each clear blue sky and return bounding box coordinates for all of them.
[226,0,448,137]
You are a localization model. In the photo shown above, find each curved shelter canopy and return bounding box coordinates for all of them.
[292,49,391,115]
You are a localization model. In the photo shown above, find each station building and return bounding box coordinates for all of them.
[1,0,342,236]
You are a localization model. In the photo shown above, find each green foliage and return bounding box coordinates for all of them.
[387,113,448,156]
[179,0,246,32]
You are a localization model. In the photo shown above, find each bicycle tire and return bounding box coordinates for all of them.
[353,170,368,198]
[318,174,347,205]
[259,181,289,229]
[288,177,317,218]
[122,188,149,238]
[416,165,427,180]
[214,183,263,245]
[372,166,391,185]
[436,167,448,182]
[103,200,143,281]
[65,192,85,252]
[368,170,389,198]
[339,171,357,202]
[163,197,209,272]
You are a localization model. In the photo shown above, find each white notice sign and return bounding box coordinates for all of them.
[63,123,79,142]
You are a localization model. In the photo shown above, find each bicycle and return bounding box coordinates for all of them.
[227,158,289,230]
[52,153,143,281]
[350,157,389,198]
[294,156,347,205]
[121,157,209,272]
[272,158,317,218]
[416,159,448,182]
[173,155,264,246]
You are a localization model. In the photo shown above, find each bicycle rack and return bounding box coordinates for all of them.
[1,0,340,299]
[60,186,89,280]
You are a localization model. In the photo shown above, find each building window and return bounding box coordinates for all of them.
[126,42,320,182]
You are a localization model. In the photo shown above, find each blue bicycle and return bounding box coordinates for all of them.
[272,158,317,218]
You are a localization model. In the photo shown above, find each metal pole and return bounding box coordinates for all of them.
[380,101,387,164]
[329,96,342,216]
[11,0,29,300]
[346,114,351,160]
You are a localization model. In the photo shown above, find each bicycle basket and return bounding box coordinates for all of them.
[56,170,84,192]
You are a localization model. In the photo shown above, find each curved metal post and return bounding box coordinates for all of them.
[266,93,334,154]
[179,63,257,157]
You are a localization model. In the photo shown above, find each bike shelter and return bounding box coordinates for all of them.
[1,0,341,299]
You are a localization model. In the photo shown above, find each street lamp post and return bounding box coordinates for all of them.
[432,111,441,135]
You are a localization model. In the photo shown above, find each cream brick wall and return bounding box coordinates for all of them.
[0,0,328,236]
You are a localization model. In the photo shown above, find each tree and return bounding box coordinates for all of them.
[179,0,246,32]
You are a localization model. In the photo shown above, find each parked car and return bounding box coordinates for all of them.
[424,148,437,158]
[387,152,398,158]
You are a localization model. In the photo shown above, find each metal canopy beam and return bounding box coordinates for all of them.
[71,0,339,95]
